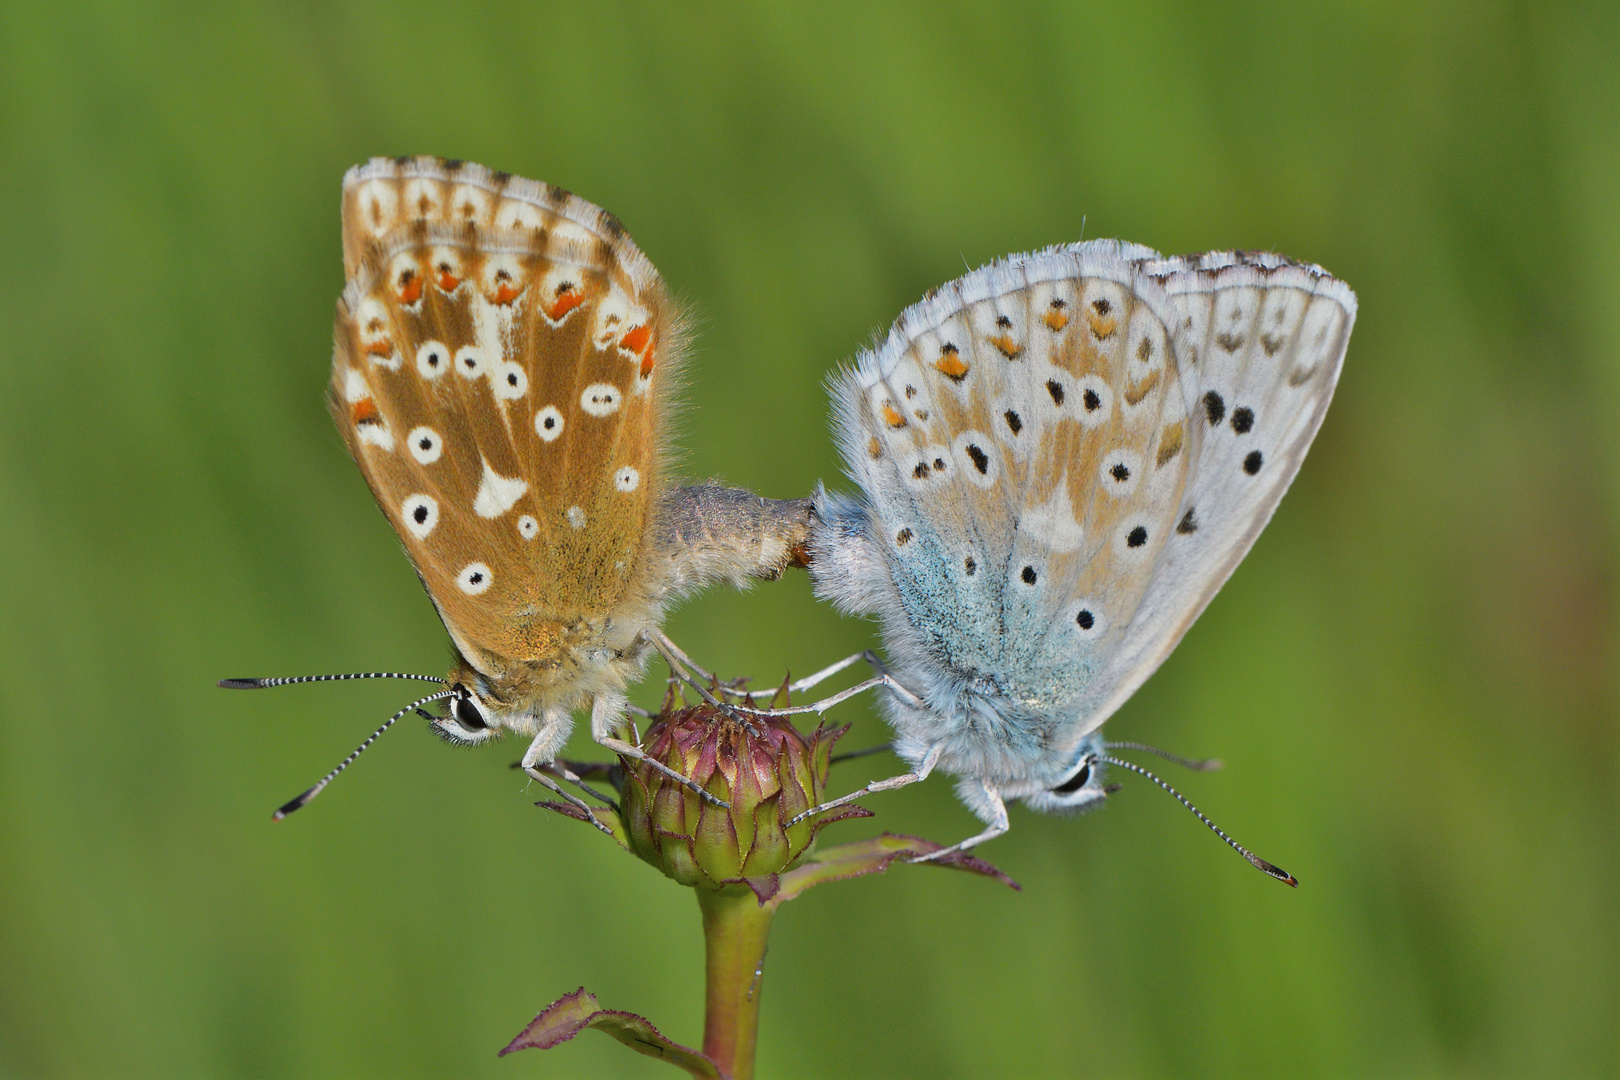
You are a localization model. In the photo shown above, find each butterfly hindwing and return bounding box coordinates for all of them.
[330,158,680,668]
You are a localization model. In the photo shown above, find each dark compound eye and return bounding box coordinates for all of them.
[452,695,488,731]
[1053,761,1092,795]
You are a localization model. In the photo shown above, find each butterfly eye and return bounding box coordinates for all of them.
[1053,759,1094,795]
[452,695,489,731]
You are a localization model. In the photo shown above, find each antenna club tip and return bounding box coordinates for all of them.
[1252,856,1298,887]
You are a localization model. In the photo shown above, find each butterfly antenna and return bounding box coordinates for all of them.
[1100,754,1297,887]
[219,673,446,689]
[1103,741,1222,772]
[274,689,456,820]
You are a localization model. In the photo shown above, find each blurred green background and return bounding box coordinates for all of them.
[2,2,1616,1077]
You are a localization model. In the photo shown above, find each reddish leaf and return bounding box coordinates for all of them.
[500,987,721,1078]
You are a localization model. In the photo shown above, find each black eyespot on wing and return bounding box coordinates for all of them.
[1083,389,1101,411]
[1021,565,1037,584]
[1053,761,1092,794]
[933,457,947,471]
[1076,609,1095,630]
[1003,409,1023,434]
[966,444,989,473]
[1047,380,1065,405]
[1231,407,1254,434]
[1091,298,1111,315]
[896,528,913,546]
[1110,462,1130,482]
[1177,508,1198,534]
[1243,450,1263,475]
[996,315,1012,328]
[1203,391,1225,425]
[413,504,429,524]
[913,463,929,479]
[1127,525,1148,548]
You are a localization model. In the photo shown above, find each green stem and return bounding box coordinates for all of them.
[697,886,776,1080]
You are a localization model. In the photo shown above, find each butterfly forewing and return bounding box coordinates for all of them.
[330,159,678,666]
[1072,254,1355,730]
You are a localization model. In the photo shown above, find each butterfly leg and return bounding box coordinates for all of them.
[786,744,942,826]
[590,692,732,809]
[907,782,1009,862]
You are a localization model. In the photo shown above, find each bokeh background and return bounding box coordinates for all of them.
[2,2,1616,1077]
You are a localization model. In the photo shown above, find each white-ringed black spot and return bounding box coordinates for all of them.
[535,405,564,442]
[1021,565,1037,584]
[1243,450,1263,475]
[1076,609,1095,630]
[1127,525,1148,548]
[933,457,947,472]
[415,340,449,380]
[1231,407,1254,434]
[518,515,539,540]
[1110,462,1130,482]
[1083,389,1101,411]
[1046,380,1065,406]
[457,562,492,595]
[407,426,442,465]
[401,493,439,540]
[965,444,989,474]
[413,504,429,524]
[1203,391,1225,425]
[913,463,929,480]
[896,528,913,546]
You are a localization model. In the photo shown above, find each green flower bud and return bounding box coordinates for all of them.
[620,704,853,891]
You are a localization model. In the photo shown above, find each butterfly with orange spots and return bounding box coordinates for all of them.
[226,157,810,820]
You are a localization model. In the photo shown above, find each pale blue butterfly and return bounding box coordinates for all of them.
[798,240,1355,882]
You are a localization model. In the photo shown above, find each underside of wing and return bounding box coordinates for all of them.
[1072,251,1356,731]
[329,158,682,666]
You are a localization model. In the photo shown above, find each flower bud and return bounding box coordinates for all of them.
[620,704,852,891]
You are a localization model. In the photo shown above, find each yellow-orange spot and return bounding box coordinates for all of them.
[493,283,522,304]
[363,337,393,356]
[397,273,422,305]
[350,398,381,426]
[639,350,657,379]
[1124,368,1161,405]
[1156,422,1184,466]
[934,348,970,382]
[867,436,882,459]
[437,269,461,291]
[1044,309,1069,332]
[987,333,1023,359]
[543,289,584,321]
[881,403,906,428]
[1088,313,1118,339]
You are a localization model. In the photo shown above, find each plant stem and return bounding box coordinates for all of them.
[697,886,776,1080]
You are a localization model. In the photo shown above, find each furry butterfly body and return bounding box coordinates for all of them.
[808,241,1354,854]
[330,157,808,775]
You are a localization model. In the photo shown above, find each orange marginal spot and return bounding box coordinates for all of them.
[493,283,523,304]
[1156,421,1185,466]
[397,271,422,305]
[1124,368,1161,405]
[543,289,584,321]
[933,345,969,382]
[437,267,461,291]
[867,436,882,459]
[881,403,906,428]
[987,333,1023,359]
[350,398,381,426]
[1087,313,1118,339]
[639,349,656,380]
[619,324,652,356]
[1044,309,1069,332]
[363,337,394,356]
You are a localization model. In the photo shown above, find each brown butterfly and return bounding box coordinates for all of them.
[224,157,809,818]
